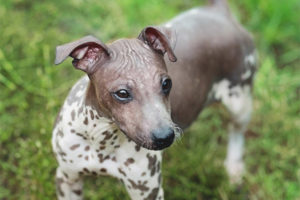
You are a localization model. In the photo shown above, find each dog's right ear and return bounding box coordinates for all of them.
[55,35,112,74]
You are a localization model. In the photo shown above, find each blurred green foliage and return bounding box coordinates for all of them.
[0,0,299,199]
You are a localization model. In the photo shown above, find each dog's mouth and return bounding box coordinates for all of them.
[119,127,181,151]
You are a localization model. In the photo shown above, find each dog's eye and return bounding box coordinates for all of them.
[162,78,172,95]
[112,89,132,103]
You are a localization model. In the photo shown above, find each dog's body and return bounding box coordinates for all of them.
[52,1,257,199]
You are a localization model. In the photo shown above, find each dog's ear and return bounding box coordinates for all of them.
[55,35,112,74]
[138,26,177,62]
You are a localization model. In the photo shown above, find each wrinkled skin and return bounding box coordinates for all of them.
[88,39,176,149]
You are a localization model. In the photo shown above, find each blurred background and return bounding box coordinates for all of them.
[0,0,299,199]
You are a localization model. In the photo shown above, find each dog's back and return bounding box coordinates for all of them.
[164,1,257,128]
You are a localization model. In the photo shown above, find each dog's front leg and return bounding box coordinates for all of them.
[55,167,84,200]
[118,151,164,200]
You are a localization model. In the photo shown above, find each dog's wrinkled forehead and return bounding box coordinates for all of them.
[107,39,167,72]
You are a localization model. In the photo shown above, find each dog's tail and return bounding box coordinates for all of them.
[207,0,231,16]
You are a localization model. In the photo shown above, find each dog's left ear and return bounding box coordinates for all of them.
[55,35,112,74]
[138,26,177,62]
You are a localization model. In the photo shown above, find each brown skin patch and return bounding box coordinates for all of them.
[56,178,65,197]
[100,168,107,173]
[71,109,76,121]
[146,153,158,176]
[70,144,80,150]
[128,179,149,192]
[83,117,88,125]
[73,190,82,196]
[89,110,94,120]
[84,145,90,151]
[124,158,135,166]
[118,168,127,177]
[135,145,141,152]
[144,187,159,200]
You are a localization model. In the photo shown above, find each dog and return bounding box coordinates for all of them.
[52,0,257,199]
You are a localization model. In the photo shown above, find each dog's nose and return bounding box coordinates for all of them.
[152,127,175,150]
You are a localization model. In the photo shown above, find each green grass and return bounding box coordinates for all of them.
[0,0,299,199]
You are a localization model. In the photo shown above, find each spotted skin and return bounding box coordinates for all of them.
[52,76,162,200]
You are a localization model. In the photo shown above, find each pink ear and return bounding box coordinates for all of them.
[55,35,111,74]
[138,26,177,62]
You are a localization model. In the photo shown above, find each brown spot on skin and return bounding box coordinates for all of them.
[95,115,99,119]
[78,154,83,158]
[156,161,160,173]
[124,158,135,166]
[141,172,146,176]
[158,174,161,184]
[114,145,120,149]
[135,145,141,152]
[100,146,105,150]
[113,129,118,133]
[62,158,67,162]
[78,171,84,176]
[68,122,72,126]
[76,133,87,140]
[128,179,149,192]
[70,144,80,150]
[100,141,106,145]
[78,106,84,116]
[112,157,117,162]
[83,117,88,125]
[100,168,107,173]
[63,172,69,179]
[98,154,110,163]
[71,109,76,121]
[102,131,113,140]
[118,168,127,177]
[92,171,97,176]
[93,124,97,127]
[83,168,90,173]
[56,178,65,197]
[55,114,63,126]
[110,141,115,145]
[90,110,94,120]
[144,187,159,200]
[69,160,73,163]
[146,153,157,176]
[57,130,64,137]
[85,156,89,161]
[85,146,90,151]
[113,135,118,140]
[73,190,82,196]
[70,129,75,133]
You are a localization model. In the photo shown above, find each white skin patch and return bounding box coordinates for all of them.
[211,79,252,183]
[242,51,258,81]
[52,76,164,200]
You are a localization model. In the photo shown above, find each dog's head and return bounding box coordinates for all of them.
[55,27,180,150]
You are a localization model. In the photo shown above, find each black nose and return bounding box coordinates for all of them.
[152,127,175,150]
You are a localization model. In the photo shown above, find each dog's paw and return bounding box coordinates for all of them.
[224,160,244,184]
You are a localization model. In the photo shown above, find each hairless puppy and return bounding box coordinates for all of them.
[52,0,257,199]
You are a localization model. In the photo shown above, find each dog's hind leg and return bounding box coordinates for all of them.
[55,167,84,200]
[213,80,253,183]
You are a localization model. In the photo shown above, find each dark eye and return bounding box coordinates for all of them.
[112,89,132,103]
[162,78,172,95]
